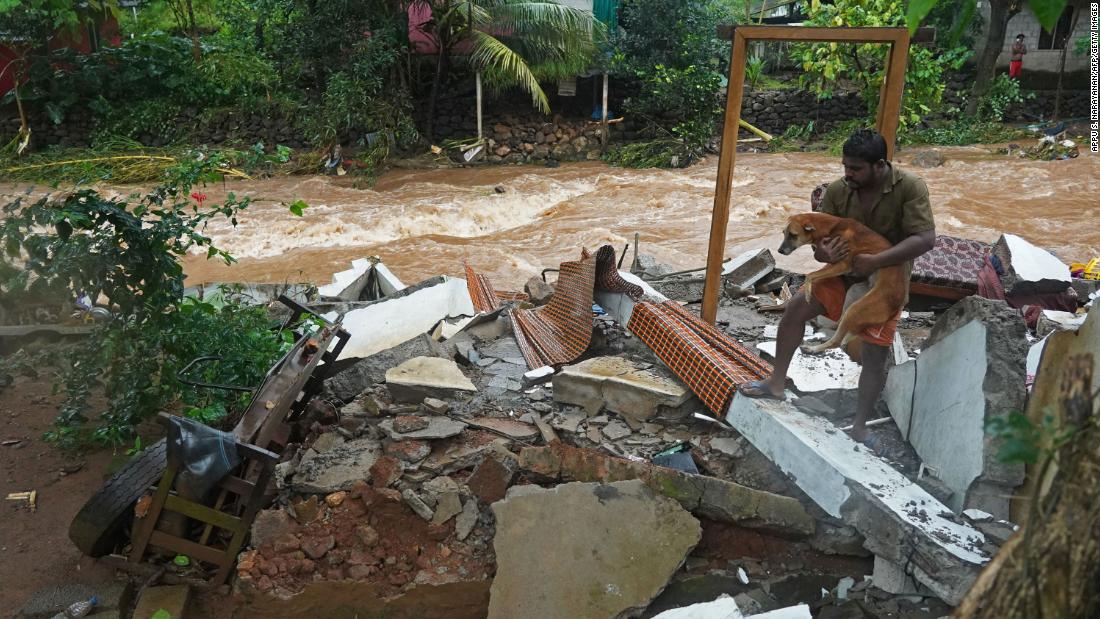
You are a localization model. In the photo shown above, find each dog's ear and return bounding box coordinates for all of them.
[803,224,815,233]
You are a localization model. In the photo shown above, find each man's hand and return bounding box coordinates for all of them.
[850,253,880,278]
[813,236,850,264]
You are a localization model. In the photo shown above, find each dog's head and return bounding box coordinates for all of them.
[778,214,819,255]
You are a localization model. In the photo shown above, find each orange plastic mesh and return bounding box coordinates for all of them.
[627,300,772,415]
[509,250,597,369]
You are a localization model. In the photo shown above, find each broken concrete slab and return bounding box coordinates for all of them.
[519,442,814,535]
[991,233,1072,296]
[524,276,554,306]
[883,297,1027,518]
[488,480,701,619]
[756,342,860,392]
[466,417,538,440]
[594,270,668,328]
[401,489,435,521]
[336,276,476,362]
[522,365,554,387]
[325,334,448,403]
[553,356,692,420]
[293,437,382,493]
[386,356,477,403]
[721,248,776,297]
[467,455,517,503]
[601,419,632,440]
[726,394,990,604]
[378,416,467,441]
[1036,309,1086,338]
[455,498,479,540]
[651,594,744,619]
[317,257,405,301]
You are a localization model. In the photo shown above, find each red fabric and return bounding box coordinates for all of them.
[811,278,899,347]
[1009,60,1023,78]
[976,257,1006,300]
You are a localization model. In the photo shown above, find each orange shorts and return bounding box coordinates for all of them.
[810,277,900,347]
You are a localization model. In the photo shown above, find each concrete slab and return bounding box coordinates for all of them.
[721,248,776,296]
[651,594,744,619]
[378,416,467,441]
[385,356,477,403]
[725,394,989,604]
[553,356,691,420]
[292,437,382,493]
[883,297,1027,518]
[337,277,476,361]
[594,270,667,328]
[317,257,405,300]
[756,342,860,392]
[992,233,1072,295]
[488,481,701,619]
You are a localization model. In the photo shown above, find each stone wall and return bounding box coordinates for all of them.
[734,89,868,136]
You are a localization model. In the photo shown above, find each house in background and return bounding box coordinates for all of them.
[976,1,1089,74]
[0,10,121,98]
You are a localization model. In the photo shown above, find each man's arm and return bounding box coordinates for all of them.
[856,230,935,271]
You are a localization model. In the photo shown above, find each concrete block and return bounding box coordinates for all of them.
[1036,309,1086,338]
[725,394,989,604]
[336,276,476,361]
[325,334,448,403]
[871,556,920,595]
[594,270,667,328]
[318,257,404,301]
[385,356,477,403]
[553,356,691,420]
[992,233,1071,296]
[721,248,776,296]
[756,341,860,392]
[883,297,1028,517]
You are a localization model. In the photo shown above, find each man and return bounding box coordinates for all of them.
[739,129,935,445]
[1010,34,1026,80]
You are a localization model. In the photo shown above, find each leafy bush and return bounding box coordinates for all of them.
[612,0,732,164]
[975,74,1030,123]
[745,56,767,90]
[790,0,969,129]
[0,154,304,448]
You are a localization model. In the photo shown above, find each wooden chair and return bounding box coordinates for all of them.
[129,413,279,585]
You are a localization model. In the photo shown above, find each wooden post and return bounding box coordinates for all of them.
[874,35,910,160]
[601,72,609,149]
[701,30,748,324]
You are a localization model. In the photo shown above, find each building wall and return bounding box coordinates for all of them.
[977,2,1089,73]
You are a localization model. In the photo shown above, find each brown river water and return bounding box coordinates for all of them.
[7,147,1100,289]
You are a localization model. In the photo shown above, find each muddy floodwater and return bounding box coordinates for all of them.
[7,147,1098,287]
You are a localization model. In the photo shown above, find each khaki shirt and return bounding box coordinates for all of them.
[819,164,935,293]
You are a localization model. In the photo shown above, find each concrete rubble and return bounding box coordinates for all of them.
[883,297,1028,518]
[991,233,1073,296]
[488,480,701,619]
[84,242,1092,619]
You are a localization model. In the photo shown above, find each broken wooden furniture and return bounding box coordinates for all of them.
[69,296,349,563]
[129,414,278,585]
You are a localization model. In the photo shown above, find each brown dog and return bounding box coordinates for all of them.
[777,212,905,353]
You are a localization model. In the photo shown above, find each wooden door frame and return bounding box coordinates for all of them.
[701,26,926,324]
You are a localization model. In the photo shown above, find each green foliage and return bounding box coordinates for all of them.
[612,0,731,164]
[603,138,695,169]
[905,0,1067,36]
[791,0,969,130]
[901,119,1027,146]
[987,410,1076,465]
[0,155,303,447]
[976,74,1031,122]
[92,99,187,145]
[745,56,766,90]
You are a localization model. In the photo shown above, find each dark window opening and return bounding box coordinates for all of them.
[1037,6,1074,50]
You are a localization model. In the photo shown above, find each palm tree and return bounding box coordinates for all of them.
[413,0,605,140]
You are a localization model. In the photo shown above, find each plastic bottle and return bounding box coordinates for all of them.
[50,596,97,619]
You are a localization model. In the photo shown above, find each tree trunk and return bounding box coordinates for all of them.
[425,47,448,142]
[965,0,1019,116]
[186,0,201,61]
[1053,6,1080,120]
[953,345,1100,619]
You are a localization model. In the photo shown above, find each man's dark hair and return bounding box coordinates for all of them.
[842,129,887,164]
[1016,33,1025,38]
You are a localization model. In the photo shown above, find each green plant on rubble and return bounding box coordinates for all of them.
[0,153,302,449]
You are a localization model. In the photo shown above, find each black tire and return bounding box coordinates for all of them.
[69,438,167,557]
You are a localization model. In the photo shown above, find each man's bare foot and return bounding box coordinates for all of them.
[738,379,785,400]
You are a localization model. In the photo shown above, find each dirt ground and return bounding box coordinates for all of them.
[0,376,121,613]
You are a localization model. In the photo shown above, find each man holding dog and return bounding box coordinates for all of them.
[739,129,935,447]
